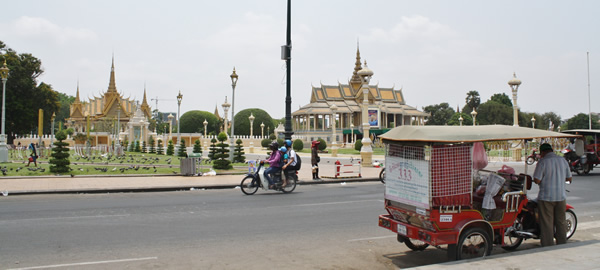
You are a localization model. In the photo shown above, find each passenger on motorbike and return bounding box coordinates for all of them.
[263,141,283,189]
[282,140,298,187]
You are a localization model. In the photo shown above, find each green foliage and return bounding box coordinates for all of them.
[157,139,164,155]
[269,134,276,140]
[73,133,87,143]
[141,140,147,153]
[0,41,60,144]
[49,130,70,173]
[65,128,74,136]
[261,138,271,148]
[475,101,513,125]
[317,138,327,151]
[177,139,187,157]
[354,140,363,151]
[466,90,481,111]
[292,139,303,151]
[179,110,220,134]
[489,93,513,107]
[233,108,275,136]
[541,112,562,130]
[423,102,455,125]
[166,140,174,156]
[233,139,245,163]
[193,139,202,154]
[566,113,600,130]
[447,112,473,126]
[148,136,156,154]
[208,138,218,160]
[213,132,232,169]
[277,138,284,149]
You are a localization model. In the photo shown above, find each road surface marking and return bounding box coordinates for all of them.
[292,199,381,207]
[348,235,396,242]
[9,257,158,270]
[0,214,131,223]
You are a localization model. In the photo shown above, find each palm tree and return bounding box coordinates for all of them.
[466,90,481,112]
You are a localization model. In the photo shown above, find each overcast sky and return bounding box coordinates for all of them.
[1,0,598,121]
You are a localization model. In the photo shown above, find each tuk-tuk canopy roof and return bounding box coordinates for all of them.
[380,125,580,143]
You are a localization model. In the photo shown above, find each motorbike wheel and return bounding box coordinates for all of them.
[379,168,385,184]
[526,157,535,165]
[455,227,492,260]
[240,176,259,195]
[398,235,429,251]
[566,209,578,240]
[281,174,297,194]
[501,219,524,251]
[575,164,585,176]
[584,164,591,175]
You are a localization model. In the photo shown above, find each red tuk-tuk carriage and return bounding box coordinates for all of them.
[562,129,600,175]
[377,125,579,260]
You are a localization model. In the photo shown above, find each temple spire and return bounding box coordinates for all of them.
[107,55,117,93]
[75,81,81,103]
[350,43,363,88]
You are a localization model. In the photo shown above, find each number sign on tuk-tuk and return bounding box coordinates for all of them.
[378,125,580,261]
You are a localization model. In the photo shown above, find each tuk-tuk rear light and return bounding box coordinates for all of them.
[379,217,391,228]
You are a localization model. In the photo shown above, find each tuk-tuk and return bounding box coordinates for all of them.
[562,129,600,175]
[377,125,579,260]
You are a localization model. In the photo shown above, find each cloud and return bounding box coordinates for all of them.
[12,16,98,44]
[364,15,457,43]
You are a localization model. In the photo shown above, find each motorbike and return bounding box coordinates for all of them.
[525,149,541,165]
[562,148,590,175]
[240,160,297,195]
[502,191,577,250]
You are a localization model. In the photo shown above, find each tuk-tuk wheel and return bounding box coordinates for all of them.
[455,227,492,260]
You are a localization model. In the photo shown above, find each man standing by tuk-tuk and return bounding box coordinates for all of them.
[533,143,573,246]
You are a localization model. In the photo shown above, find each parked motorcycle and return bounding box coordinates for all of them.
[240,160,297,195]
[525,149,541,165]
[562,148,590,175]
[502,195,577,250]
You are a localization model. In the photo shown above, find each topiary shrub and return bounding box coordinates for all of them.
[208,138,218,160]
[292,139,303,152]
[49,130,70,173]
[317,138,327,151]
[157,139,164,155]
[213,132,232,169]
[261,138,271,148]
[233,138,245,163]
[166,140,174,156]
[354,140,363,151]
[193,139,202,154]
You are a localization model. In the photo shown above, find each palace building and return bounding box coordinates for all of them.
[291,48,428,144]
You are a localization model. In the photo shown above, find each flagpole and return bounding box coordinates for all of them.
[588,52,592,130]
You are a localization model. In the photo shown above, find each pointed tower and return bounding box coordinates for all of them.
[70,81,85,119]
[349,45,363,93]
[214,104,221,120]
[140,85,152,119]
[107,55,117,93]
[102,56,125,117]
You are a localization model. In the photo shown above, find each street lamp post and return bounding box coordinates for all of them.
[115,100,122,155]
[531,116,536,129]
[260,122,265,138]
[229,68,238,161]
[167,113,174,143]
[222,97,230,136]
[248,113,255,153]
[0,60,10,162]
[203,119,208,138]
[331,104,338,157]
[358,62,374,166]
[471,109,477,126]
[350,123,354,145]
[508,73,522,127]
[176,91,183,151]
[459,114,464,126]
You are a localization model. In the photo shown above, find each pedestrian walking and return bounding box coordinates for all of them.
[533,143,572,246]
[26,143,38,167]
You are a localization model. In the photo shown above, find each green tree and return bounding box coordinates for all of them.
[49,130,70,173]
[213,132,232,169]
[177,139,187,157]
[354,140,362,151]
[0,41,60,143]
[447,112,473,126]
[261,138,271,148]
[233,108,275,136]
[292,139,304,152]
[317,138,327,151]
[423,102,455,125]
[233,139,245,163]
[475,101,513,125]
[541,112,562,130]
[179,110,220,134]
[489,93,512,107]
[566,113,600,130]
[134,140,141,152]
[208,138,218,160]
[465,90,481,113]
[157,139,164,155]
[193,139,202,154]
[148,136,156,154]
[166,140,174,156]
[141,140,147,153]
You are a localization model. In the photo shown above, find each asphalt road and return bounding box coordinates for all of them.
[2,175,600,270]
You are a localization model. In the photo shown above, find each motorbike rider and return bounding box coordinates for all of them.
[282,140,298,185]
[533,143,572,246]
[263,141,283,189]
